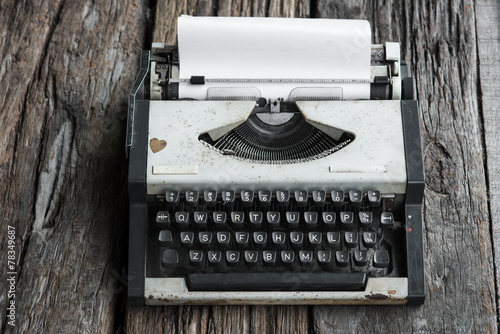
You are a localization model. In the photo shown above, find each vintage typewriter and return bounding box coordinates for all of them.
[126,16,425,305]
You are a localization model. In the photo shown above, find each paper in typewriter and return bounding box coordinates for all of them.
[177,16,371,101]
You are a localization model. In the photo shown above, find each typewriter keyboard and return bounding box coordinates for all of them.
[147,190,405,291]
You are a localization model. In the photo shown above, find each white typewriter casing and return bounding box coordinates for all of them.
[146,100,406,195]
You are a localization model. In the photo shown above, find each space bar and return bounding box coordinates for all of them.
[187,272,367,291]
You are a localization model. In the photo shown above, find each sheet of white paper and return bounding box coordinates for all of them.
[177,16,372,101]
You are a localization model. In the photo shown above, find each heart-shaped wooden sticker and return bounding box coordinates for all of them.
[150,138,167,153]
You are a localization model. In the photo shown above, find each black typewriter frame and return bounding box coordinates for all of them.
[126,49,425,305]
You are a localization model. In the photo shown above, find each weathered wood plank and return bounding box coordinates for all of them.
[129,2,252,332]
[153,0,217,45]
[126,1,311,333]
[313,0,497,332]
[269,0,310,17]
[476,0,500,321]
[0,2,63,331]
[0,1,65,329]
[0,0,148,332]
[251,305,309,333]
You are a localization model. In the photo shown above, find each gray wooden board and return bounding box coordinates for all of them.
[0,0,148,333]
[477,0,500,323]
[313,0,497,332]
[0,0,498,333]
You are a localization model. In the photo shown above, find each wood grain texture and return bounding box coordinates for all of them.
[152,0,217,45]
[125,1,312,333]
[1,0,498,333]
[476,0,500,322]
[0,1,66,331]
[313,0,497,332]
[0,0,148,333]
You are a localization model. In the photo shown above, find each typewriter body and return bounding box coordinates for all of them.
[127,17,425,305]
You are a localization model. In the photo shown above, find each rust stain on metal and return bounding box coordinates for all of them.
[365,293,389,300]
[150,138,167,153]
[388,290,397,295]
[148,294,154,300]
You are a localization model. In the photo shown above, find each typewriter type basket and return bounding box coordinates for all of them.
[200,113,354,164]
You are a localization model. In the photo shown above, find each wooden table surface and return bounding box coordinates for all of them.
[1,0,499,333]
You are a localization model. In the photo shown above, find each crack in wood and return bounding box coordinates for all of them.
[33,120,74,236]
[35,0,66,82]
[475,0,500,324]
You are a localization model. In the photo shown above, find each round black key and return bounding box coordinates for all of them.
[340,212,354,228]
[331,190,344,207]
[161,249,179,267]
[335,251,350,267]
[165,191,180,207]
[231,211,245,229]
[267,212,280,228]
[258,190,272,206]
[249,212,263,228]
[380,212,394,228]
[185,190,199,205]
[326,232,341,247]
[158,230,172,243]
[308,232,322,245]
[286,212,300,228]
[359,212,373,228]
[263,251,277,266]
[281,251,295,264]
[207,251,222,266]
[299,251,313,265]
[304,212,318,228]
[354,250,368,266]
[240,190,254,206]
[244,250,259,265]
[367,190,381,207]
[374,250,390,268]
[213,212,227,228]
[180,232,195,247]
[362,232,377,248]
[199,231,213,247]
[294,190,308,207]
[276,190,290,206]
[344,232,358,248]
[317,250,332,266]
[156,211,170,226]
[175,212,189,228]
[189,250,203,265]
[312,190,326,207]
[349,190,362,207]
[204,190,217,205]
[253,231,267,247]
[193,211,208,228]
[226,251,240,266]
[217,231,231,245]
[272,232,286,247]
[290,232,304,247]
[222,190,235,205]
[235,232,250,247]
[322,212,336,228]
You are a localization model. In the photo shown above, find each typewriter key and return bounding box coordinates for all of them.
[331,190,344,207]
[373,250,390,268]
